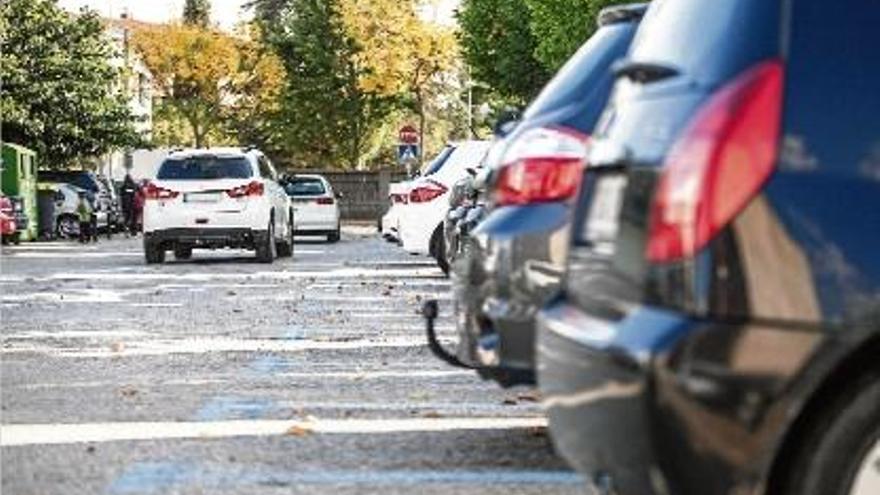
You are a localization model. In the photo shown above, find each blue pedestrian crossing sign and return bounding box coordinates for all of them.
[398,144,420,164]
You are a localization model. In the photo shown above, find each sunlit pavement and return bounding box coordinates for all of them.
[0,225,588,495]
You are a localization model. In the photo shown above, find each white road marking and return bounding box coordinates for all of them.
[0,417,547,446]
[0,267,441,284]
[1,335,443,357]
[4,329,147,339]
[3,252,144,258]
[1,289,124,303]
[128,303,185,308]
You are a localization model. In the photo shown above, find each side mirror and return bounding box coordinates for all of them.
[335,192,344,200]
[465,167,477,177]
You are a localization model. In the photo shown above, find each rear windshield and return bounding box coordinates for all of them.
[420,146,455,176]
[629,0,780,87]
[523,22,636,120]
[40,172,98,192]
[156,157,253,180]
[286,178,326,196]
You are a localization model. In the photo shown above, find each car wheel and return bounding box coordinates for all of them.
[327,224,341,243]
[430,225,449,276]
[256,219,276,264]
[277,212,294,258]
[11,232,21,246]
[782,371,880,495]
[57,215,79,239]
[173,246,192,261]
[144,239,165,264]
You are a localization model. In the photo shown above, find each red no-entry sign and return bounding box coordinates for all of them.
[398,125,419,144]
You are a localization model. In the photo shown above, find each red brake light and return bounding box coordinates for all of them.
[646,60,784,263]
[144,182,179,200]
[409,180,447,203]
[227,181,264,198]
[493,127,589,206]
[316,197,334,205]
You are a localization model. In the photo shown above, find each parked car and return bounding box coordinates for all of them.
[142,148,293,264]
[537,1,880,494]
[39,170,112,232]
[440,3,646,387]
[397,140,491,273]
[285,174,341,243]
[381,181,409,243]
[0,194,18,245]
[42,182,90,239]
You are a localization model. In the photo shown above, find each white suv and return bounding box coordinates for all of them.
[142,148,293,264]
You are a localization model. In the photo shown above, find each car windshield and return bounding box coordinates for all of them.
[420,146,455,176]
[41,172,98,192]
[156,156,253,180]
[287,178,326,196]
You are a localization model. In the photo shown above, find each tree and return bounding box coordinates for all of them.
[0,0,142,169]
[253,0,394,169]
[133,23,239,147]
[457,0,549,104]
[338,0,458,154]
[525,0,634,71]
[183,0,211,28]
[223,24,288,158]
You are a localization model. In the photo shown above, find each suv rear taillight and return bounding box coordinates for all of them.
[493,127,589,206]
[316,197,334,205]
[646,60,784,263]
[409,180,447,203]
[144,182,179,200]
[227,181,264,198]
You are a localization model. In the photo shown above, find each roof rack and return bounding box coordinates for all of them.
[598,2,648,27]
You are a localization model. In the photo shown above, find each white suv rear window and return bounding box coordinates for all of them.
[157,157,253,180]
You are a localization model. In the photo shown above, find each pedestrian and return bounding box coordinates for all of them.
[76,192,93,244]
[121,173,138,235]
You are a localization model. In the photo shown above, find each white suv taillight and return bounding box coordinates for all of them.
[409,180,447,203]
[227,181,264,198]
[646,60,784,263]
[144,182,179,200]
[493,126,589,206]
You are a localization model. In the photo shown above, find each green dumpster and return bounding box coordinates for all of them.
[1,143,39,241]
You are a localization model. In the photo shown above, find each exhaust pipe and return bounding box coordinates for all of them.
[421,300,476,370]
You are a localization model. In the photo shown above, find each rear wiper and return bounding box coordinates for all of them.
[612,59,680,83]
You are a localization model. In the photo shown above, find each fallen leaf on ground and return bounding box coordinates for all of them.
[285,424,313,437]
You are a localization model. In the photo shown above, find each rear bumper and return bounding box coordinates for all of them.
[145,227,268,249]
[536,301,689,493]
[451,202,571,384]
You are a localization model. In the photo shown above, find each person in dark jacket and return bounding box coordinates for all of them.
[121,173,138,235]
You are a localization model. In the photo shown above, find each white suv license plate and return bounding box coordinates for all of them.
[184,192,221,203]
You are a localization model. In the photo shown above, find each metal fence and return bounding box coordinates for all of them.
[289,169,409,220]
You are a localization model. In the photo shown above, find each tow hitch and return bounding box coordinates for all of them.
[421,299,476,370]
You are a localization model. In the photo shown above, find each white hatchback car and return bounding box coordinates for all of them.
[398,140,491,266]
[285,174,341,242]
[142,148,293,264]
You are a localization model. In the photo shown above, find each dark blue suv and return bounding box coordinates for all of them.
[537,0,880,494]
[449,3,646,387]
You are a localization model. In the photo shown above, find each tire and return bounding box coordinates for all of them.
[277,212,294,258]
[57,215,79,240]
[256,219,276,264]
[327,224,341,243]
[782,371,880,495]
[173,246,192,260]
[144,239,165,264]
[11,232,21,245]
[430,224,449,276]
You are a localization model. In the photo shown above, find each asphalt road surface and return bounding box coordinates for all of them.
[1,225,589,495]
